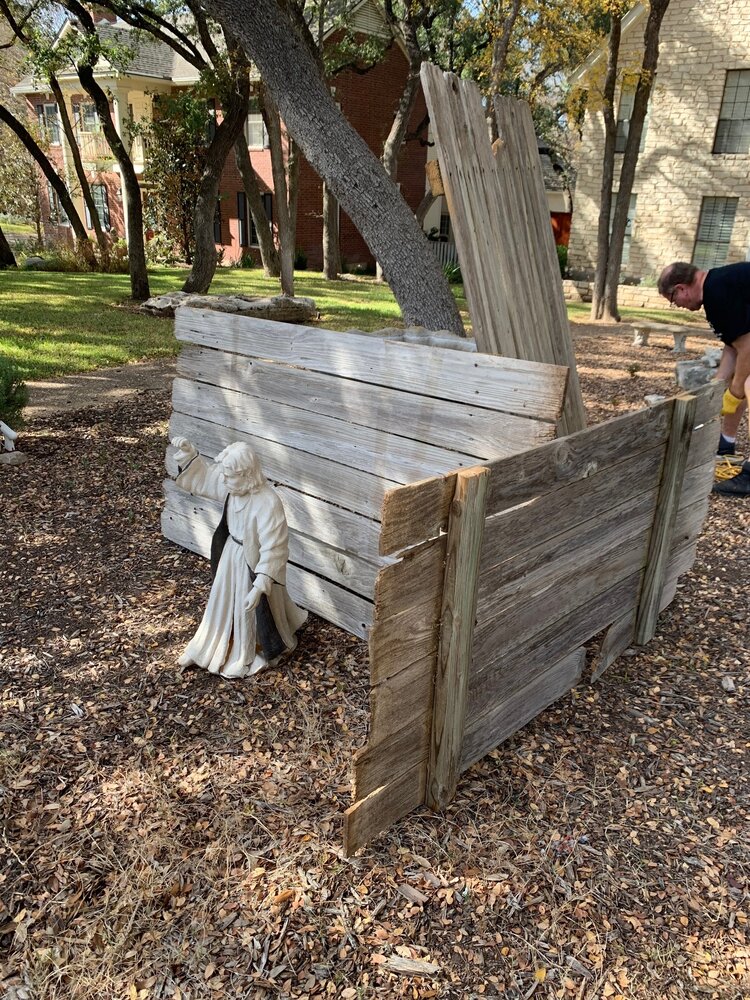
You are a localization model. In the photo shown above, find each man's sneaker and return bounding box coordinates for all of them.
[717,435,736,456]
[712,465,750,497]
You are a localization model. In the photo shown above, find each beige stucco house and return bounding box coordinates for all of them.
[568,0,750,284]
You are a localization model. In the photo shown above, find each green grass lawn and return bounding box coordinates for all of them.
[0,264,698,381]
[1,221,36,236]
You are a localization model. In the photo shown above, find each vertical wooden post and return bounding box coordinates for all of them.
[426,466,489,811]
[635,393,697,645]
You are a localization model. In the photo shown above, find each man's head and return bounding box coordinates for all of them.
[658,261,705,311]
[216,442,264,495]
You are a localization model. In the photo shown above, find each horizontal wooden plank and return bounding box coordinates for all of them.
[468,571,642,715]
[275,485,382,565]
[480,449,663,578]
[688,381,724,427]
[354,715,431,799]
[343,766,425,857]
[379,473,457,556]
[175,308,568,420]
[172,377,485,486]
[369,597,441,685]
[686,415,721,471]
[460,648,585,771]
[374,535,445,620]
[479,486,657,605]
[680,457,718,511]
[483,399,673,516]
[475,498,653,629]
[177,345,557,460]
[161,483,374,638]
[370,654,435,740]
[168,413,395,520]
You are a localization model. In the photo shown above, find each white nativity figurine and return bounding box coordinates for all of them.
[171,437,308,679]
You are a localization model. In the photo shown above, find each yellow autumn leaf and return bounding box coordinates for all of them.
[534,968,547,983]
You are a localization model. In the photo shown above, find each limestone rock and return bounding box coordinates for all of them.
[675,359,713,390]
[141,291,317,323]
[22,255,47,271]
[0,450,28,465]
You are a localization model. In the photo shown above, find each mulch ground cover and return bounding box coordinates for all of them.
[1,328,748,999]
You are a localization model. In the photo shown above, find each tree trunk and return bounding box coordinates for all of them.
[322,181,340,278]
[0,226,17,269]
[234,137,280,276]
[201,0,464,335]
[603,0,671,321]
[262,87,294,296]
[287,137,300,255]
[415,189,437,228]
[0,103,93,254]
[183,75,250,293]
[590,16,621,321]
[488,0,523,141]
[49,75,106,265]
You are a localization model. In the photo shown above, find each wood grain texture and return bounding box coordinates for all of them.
[343,766,425,857]
[426,468,489,811]
[591,611,636,682]
[354,715,431,800]
[172,377,483,486]
[483,400,673,516]
[370,654,435,740]
[177,344,557,460]
[374,536,446,619]
[468,571,642,716]
[635,395,697,644]
[379,473,457,556]
[168,413,395,520]
[175,308,568,420]
[461,648,586,771]
[420,64,586,435]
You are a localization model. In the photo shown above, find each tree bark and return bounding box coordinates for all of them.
[262,86,294,296]
[201,0,464,334]
[603,0,670,321]
[182,73,251,293]
[234,136,280,276]
[415,189,437,228]
[488,0,523,141]
[49,75,106,265]
[0,225,17,268]
[590,16,621,321]
[322,181,340,278]
[0,102,93,254]
[75,64,150,299]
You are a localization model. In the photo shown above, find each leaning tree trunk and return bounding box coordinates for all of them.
[75,65,150,300]
[234,137,280,277]
[201,0,464,334]
[0,226,17,269]
[0,104,94,257]
[262,87,295,296]
[322,181,340,278]
[603,0,671,321]
[183,75,250,294]
[590,17,621,321]
[49,75,108,264]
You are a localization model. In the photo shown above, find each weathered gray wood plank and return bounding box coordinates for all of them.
[344,766,425,857]
[177,344,557,459]
[461,649,586,771]
[427,467,489,811]
[175,308,568,420]
[635,394,697,644]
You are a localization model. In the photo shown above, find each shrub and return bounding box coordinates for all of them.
[294,248,308,270]
[144,231,179,266]
[556,244,568,277]
[237,251,256,269]
[0,358,28,430]
[443,259,462,284]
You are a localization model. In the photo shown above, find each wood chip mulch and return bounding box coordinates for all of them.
[1,327,748,1000]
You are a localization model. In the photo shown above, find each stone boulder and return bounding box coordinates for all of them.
[141,291,317,323]
[22,256,47,271]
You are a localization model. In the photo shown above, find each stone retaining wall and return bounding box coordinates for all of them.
[562,280,665,310]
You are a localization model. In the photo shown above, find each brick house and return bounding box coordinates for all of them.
[11,2,430,272]
[568,0,750,284]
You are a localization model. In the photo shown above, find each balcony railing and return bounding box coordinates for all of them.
[78,130,113,163]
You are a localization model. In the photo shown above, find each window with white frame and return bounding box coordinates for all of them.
[692,196,738,268]
[85,184,111,231]
[246,98,268,149]
[615,79,649,154]
[713,70,750,153]
[609,193,637,264]
[37,102,60,144]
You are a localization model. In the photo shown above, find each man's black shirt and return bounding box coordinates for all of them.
[702,261,750,344]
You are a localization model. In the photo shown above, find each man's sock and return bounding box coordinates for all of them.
[717,434,736,456]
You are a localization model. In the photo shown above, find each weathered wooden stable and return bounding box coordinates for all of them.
[162,66,722,853]
[162,308,721,853]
